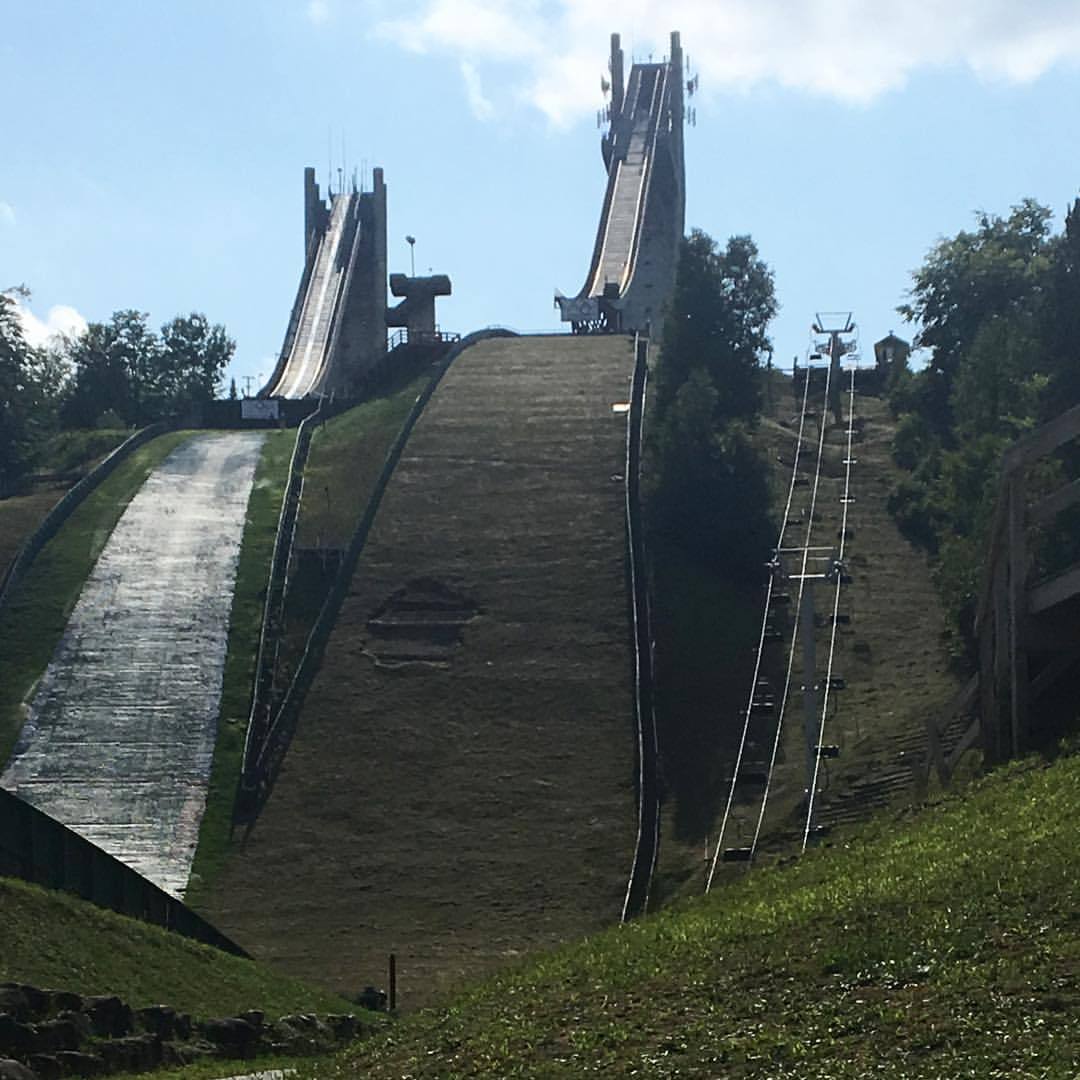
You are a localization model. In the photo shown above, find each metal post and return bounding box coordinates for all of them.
[828,331,843,426]
[800,584,818,822]
[389,953,397,1012]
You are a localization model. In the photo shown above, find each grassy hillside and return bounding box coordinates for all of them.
[0,431,193,764]
[201,336,637,1008]
[185,429,295,902]
[651,374,962,902]
[329,744,1080,1078]
[0,875,354,1020]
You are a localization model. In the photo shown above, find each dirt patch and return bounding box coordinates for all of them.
[0,488,69,580]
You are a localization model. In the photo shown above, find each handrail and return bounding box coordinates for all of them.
[0,422,174,615]
[312,194,364,396]
[971,401,1080,764]
[238,399,323,790]
[579,66,643,300]
[621,333,659,921]
[619,64,668,296]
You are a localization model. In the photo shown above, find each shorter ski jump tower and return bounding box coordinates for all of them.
[557,31,686,334]
[261,168,388,398]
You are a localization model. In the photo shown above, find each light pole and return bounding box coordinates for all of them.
[406,235,416,277]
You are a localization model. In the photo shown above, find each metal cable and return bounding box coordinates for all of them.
[705,354,816,891]
[803,364,858,849]
[747,350,835,859]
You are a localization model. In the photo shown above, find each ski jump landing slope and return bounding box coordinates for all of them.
[203,336,638,1003]
[2,432,265,898]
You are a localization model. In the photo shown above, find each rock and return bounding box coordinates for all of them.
[134,1005,177,1040]
[54,1014,90,1042]
[81,997,132,1039]
[160,1040,214,1067]
[97,1034,161,1073]
[29,1019,81,1054]
[173,1013,192,1040]
[0,1016,35,1057]
[44,993,82,1017]
[54,1051,102,1077]
[354,986,387,1012]
[269,1014,335,1055]
[0,989,30,1023]
[27,1055,60,1080]
[13,989,47,1023]
[240,1010,264,1030]
[0,1059,35,1080]
[197,1018,259,1059]
[326,1014,359,1041]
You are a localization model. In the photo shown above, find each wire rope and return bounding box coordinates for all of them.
[802,364,858,849]
[705,349,824,890]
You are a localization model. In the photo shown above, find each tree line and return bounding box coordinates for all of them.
[0,289,233,489]
[888,197,1080,660]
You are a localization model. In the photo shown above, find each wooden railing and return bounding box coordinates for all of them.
[927,402,1080,779]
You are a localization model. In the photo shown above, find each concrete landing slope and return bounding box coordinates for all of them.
[2,432,265,898]
[204,336,638,1003]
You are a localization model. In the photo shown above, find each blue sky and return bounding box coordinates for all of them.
[3,1,1080,390]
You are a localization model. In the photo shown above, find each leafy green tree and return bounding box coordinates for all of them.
[158,313,233,413]
[649,230,777,572]
[897,199,1055,437]
[0,288,67,489]
[60,310,233,428]
[61,310,157,428]
[656,230,777,426]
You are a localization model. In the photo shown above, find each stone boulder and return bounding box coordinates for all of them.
[0,1059,35,1080]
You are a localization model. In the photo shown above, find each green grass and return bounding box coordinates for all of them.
[296,376,429,550]
[185,430,295,904]
[326,746,1080,1078]
[187,384,427,903]
[31,428,131,474]
[0,431,193,765]
[0,875,356,1020]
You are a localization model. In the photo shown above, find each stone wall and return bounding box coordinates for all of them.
[0,982,368,1079]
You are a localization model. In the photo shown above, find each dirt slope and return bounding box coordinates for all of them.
[202,335,639,1006]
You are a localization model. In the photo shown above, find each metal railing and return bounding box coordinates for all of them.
[621,333,659,921]
[233,328,517,828]
[0,422,174,614]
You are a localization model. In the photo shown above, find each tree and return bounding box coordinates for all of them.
[656,230,777,426]
[159,313,233,412]
[648,229,777,571]
[60,310,157,428]
[897,199,1055,437]
[0,287,67,489]
[60,310,234,428]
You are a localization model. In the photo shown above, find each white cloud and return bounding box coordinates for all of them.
[460,60,495,119]
[12,299,88,349]
[307,0,331,25]
[0,201,15,227]
[370,0,1080,124]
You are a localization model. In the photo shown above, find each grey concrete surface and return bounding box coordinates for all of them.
[1,432,265,897]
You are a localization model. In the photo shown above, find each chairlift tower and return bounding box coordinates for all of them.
[812,312,856,425]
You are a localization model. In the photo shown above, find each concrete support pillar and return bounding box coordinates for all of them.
[610,33,624,117]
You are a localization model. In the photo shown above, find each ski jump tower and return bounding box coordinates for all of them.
[556,31,687,334]
[261,168,388,399]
